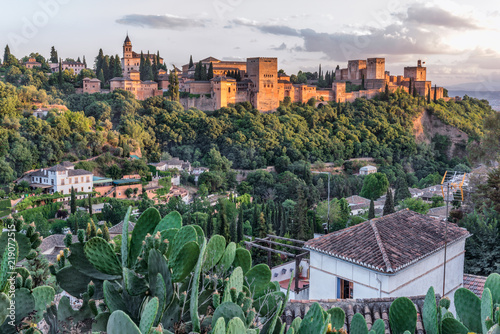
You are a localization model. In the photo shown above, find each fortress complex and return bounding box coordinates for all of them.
[178,56,445,112]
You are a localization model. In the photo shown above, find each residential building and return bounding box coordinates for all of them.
[108,220,136,239]
[40,234,78,263]
[305,209,469,306]
[150,158,191,172]
[50,61,86,75]
[82,77,101,94]
[359,165,377,175]
[24,57,41,69]
[27,162,93,196]
[109,70,162,100]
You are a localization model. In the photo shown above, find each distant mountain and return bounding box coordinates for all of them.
[446,81,500,91]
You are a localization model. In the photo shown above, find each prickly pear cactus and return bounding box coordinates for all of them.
[454,287,482,333]
[423,286,439,334]
[389,297,417,334]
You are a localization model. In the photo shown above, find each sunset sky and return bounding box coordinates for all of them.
[1,0,499,89]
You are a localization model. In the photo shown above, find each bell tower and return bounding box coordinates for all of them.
[123,34,132,59]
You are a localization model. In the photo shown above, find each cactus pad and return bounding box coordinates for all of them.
[202,234,226,272]
[32,286,56,322]
[298,302,327,334]
[454,287,482,333]
[139,297,159,334]
[128,207,162,267]
[217,242,236,273]
[370,318,385,334]
[107,310,142,334]
[170,241,200,282]
[422,286,438,334]
[232,248,252,274]
[327,307,345,330]
[244,264,272,295]
[389,297,417,334]
[84,237,123,276]
[212,302,246,330]
[168,225,197,260]
[69,243,121,280]
[485,273,500,305]
[441,317,468,334]
[227,317,246,333]
[154,211,182,233]
[482,287,493,334]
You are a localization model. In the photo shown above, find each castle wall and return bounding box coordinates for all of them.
[179,96,216,111]
[367,58,385,80]
[189,81,212,94]
[333,82,347,103]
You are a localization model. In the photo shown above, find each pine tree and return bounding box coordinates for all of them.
[88,195,92,215]
[208,62,214,80]
[70,187,76,214]
[50,46,58,63]
[189,55,194,69]
[383,189,395,216]
[368,199,375,219]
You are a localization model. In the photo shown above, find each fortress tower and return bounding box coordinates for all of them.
[366,58,385,80]
[123,34,132,59]
[247,57,279,111]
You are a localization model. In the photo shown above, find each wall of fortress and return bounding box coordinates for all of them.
[180,96,216,111]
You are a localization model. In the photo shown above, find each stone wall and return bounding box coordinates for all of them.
[179,96,216,111]
[367,58,385,80]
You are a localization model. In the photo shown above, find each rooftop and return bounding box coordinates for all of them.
[108,220,136,235]
[283,295,431,334]
[304,209,470,273]
[463,273,486,298]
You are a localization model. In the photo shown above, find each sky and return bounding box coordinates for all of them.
[1,0,499,90]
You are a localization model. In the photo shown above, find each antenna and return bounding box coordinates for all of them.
[440,171,467,297]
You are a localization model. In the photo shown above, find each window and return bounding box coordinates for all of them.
[337,278,353,299]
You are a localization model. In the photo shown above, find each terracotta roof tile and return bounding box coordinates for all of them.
[463,273,486,298]
[305,210,470,273]
[283,295,431,334]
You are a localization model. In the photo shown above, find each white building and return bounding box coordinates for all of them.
[150,158,191,172]
[29,162,93,196]
[359,165,377,175]
[50,61,86,75]
[305,209,469,306]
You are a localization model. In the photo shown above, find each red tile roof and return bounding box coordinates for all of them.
[305,209,470,273]
[463,274,486,297]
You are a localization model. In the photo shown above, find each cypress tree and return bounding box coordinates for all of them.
[167,69,179,101]
[385,83,389,100]
[50,46,58,63]
[70,187,76,214]
[3,45,10,65]
[218,200,231,242]
[83,55,87,67]
[95,48,104,76]
[88,195,92,215]
[90,220,97,239]
[189,55,194,69]
[413,83,417,97]
[208,62,214,80]
[368,199,375,219]
[58,59,63,86]
[230,219,237,243]
[114,54,122,77]
[257,212,267,238]
[394,176,412,204]
[427,86,431,104]
[434,84,437,102]
[237,208,244,242]
[362,74,366,90]
[97,69,105,88]
[144,57,153,81]
[408,78,412,95]
[152,55,158,81]
[201,64,207,81]
[139,52,145,80]
[102,224,110,241]
[195,61,202,80]
[383,189,395,216]
[77,56,81,63]
[103,56,111,82]
[292,185,308,240]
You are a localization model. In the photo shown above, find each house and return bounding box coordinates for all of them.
[40,234,78,263]
[463,273,486,298]
[345,195,371,215]
[24,57,41,69]
[27,163,93,196]
[151,158,191,172]
[359,165,377,175]
[82,77,101,94]
[427,206,448,220]
[108,220,136,239]
[282,295,428,334]
[192,167,209,182]
[33,108,49,118]
[305,209,469,305]
[50,61,86,75]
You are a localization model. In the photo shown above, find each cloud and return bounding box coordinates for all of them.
[403,4,483,30]
[271,43,287,51]
[116,14,207,30]
[465,48,500,69]
[229,18,300,37]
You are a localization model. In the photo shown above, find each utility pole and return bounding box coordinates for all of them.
[327,172,331,233]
